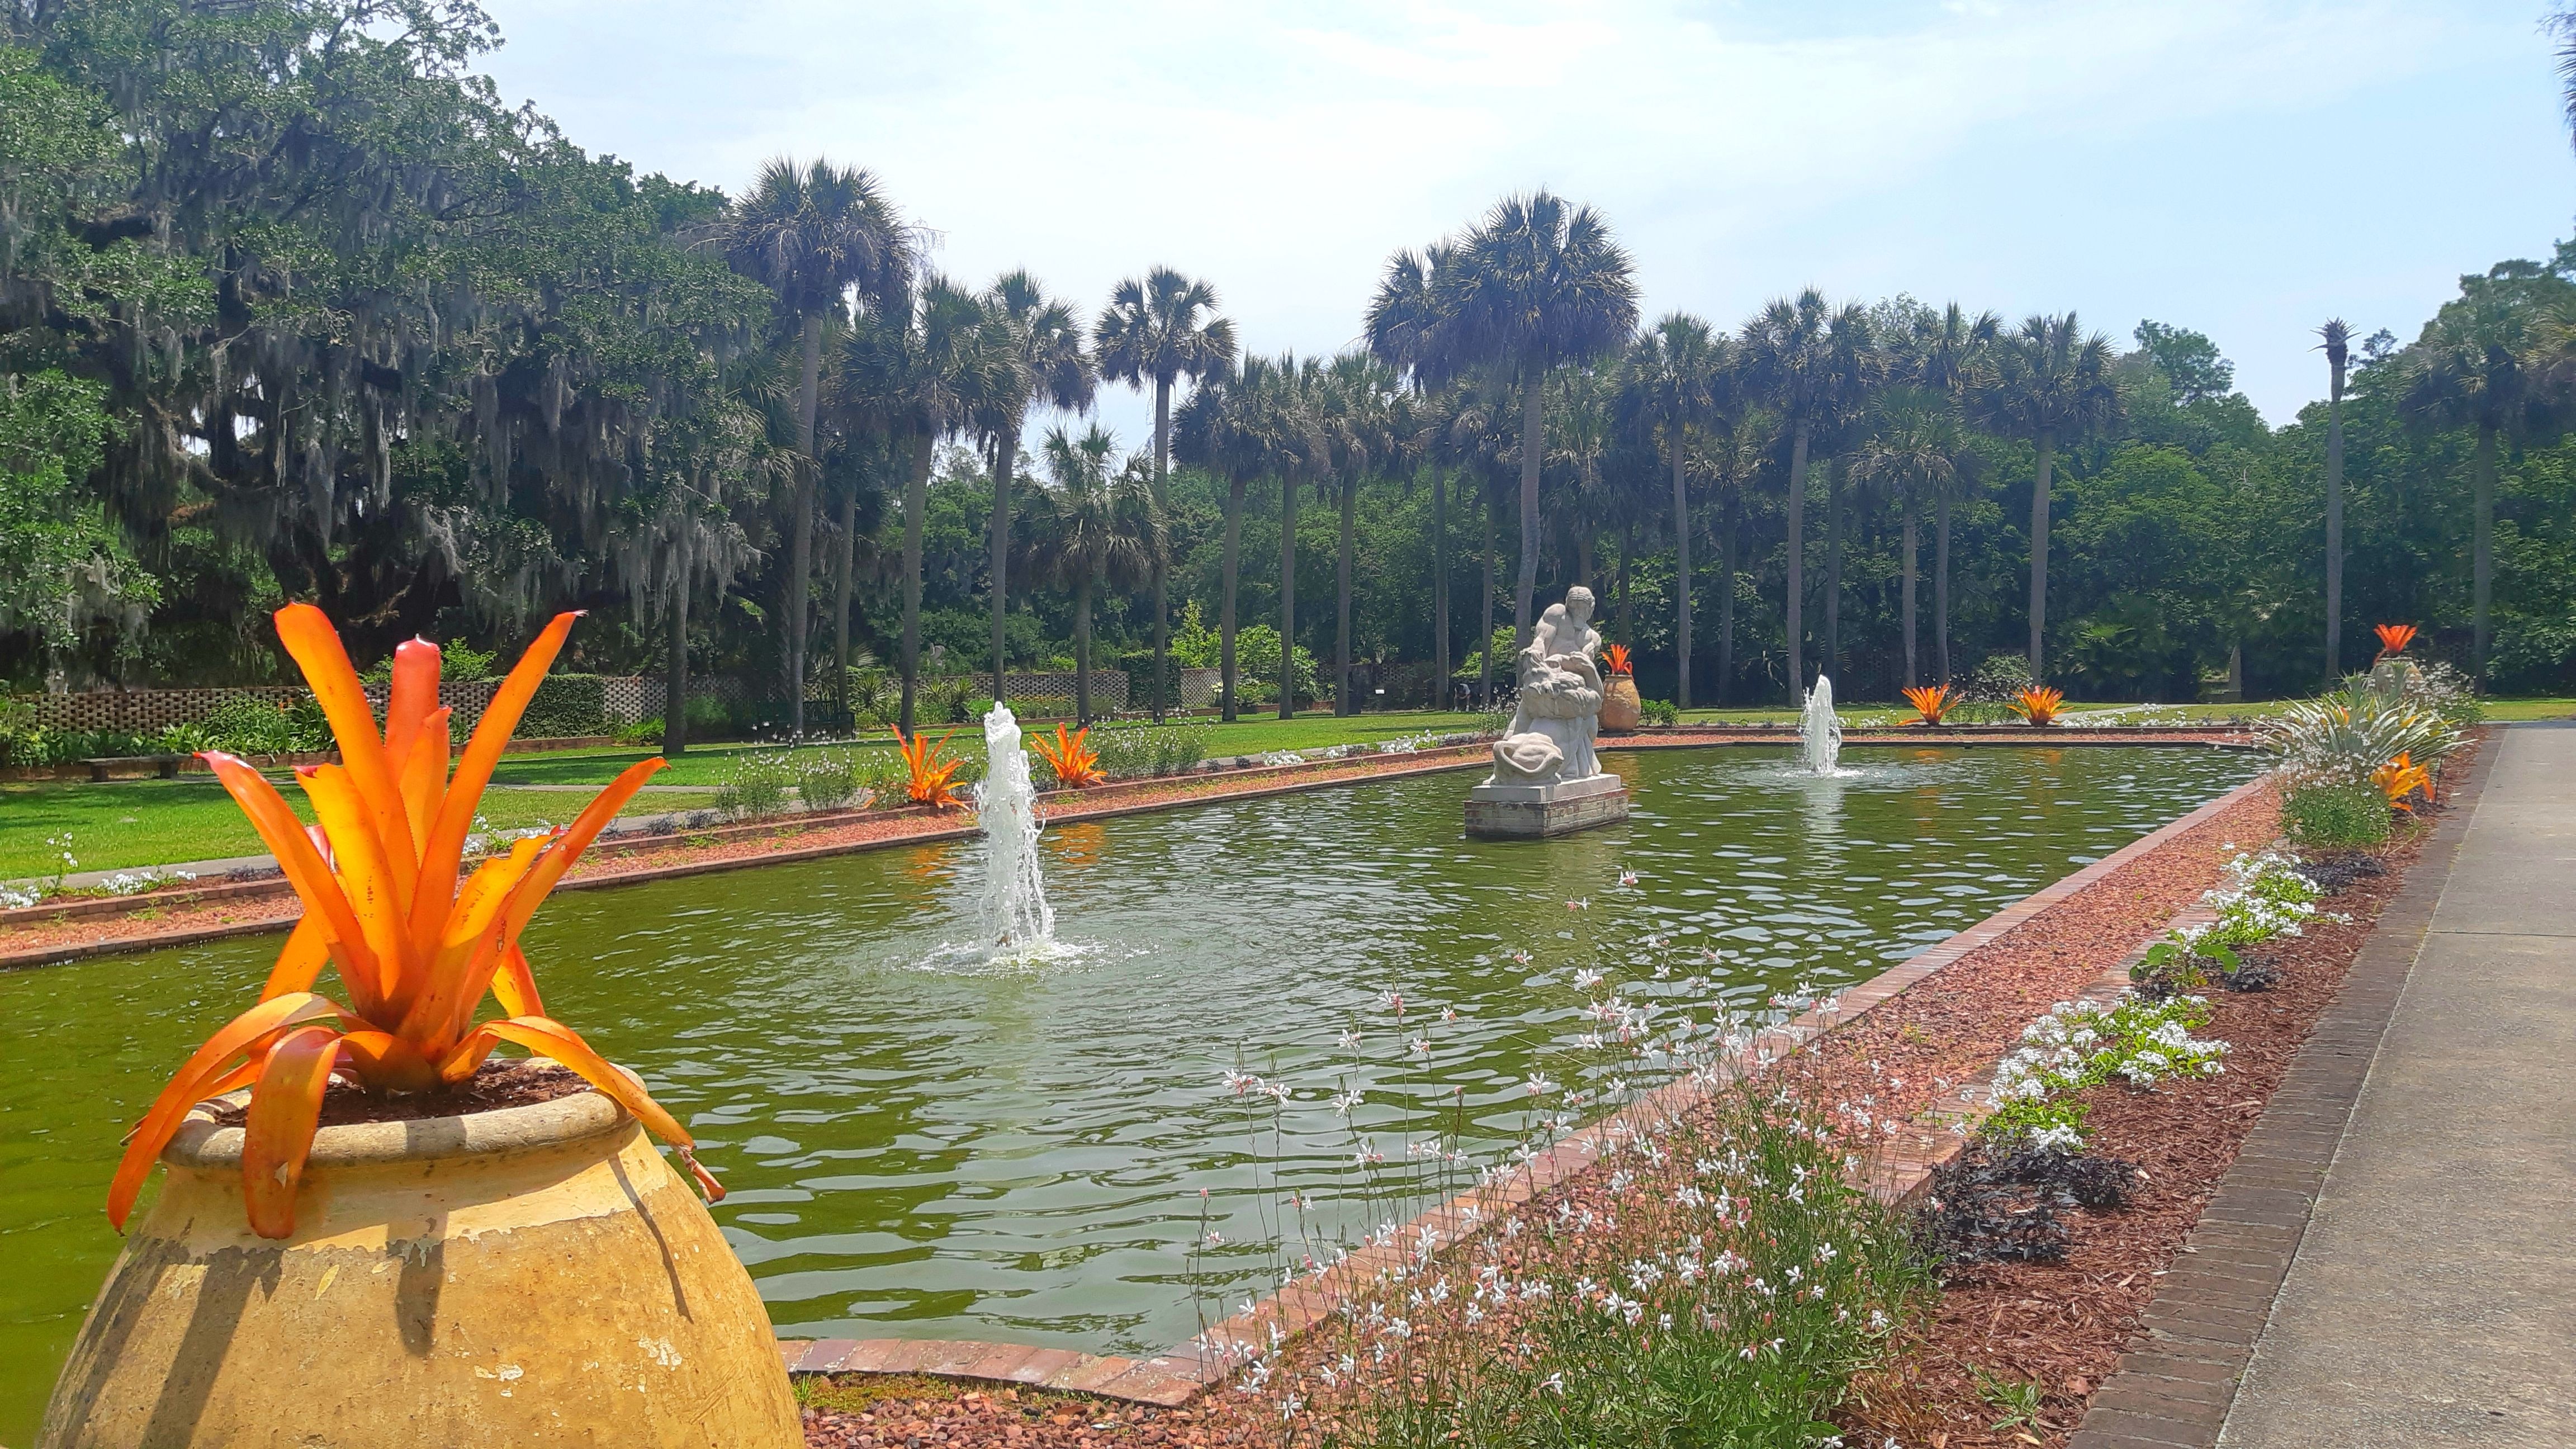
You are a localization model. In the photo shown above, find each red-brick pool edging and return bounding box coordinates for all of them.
[2,729,2254,969]
[771,771,2277,1407]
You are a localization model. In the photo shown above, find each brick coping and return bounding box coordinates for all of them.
[2063,728,2499,1449]
[774,770,2277,1407]
[2,731,2251,970]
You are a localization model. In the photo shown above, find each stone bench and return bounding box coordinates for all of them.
[82,754,188,782]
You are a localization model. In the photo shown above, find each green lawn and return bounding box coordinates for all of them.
[0,778,717,882]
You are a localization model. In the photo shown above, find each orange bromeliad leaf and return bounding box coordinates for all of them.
[1602,643,1633,677]
[241,1025,345,1239]
[114,608,702,1242]
[1029,723,1104,789]
[2010,686,2066,727]
[2373,622,2417,659]
[1901,684,1957,726]
[107,991,339,1230]
[896,727,965,809]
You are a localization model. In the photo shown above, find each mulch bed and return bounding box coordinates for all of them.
[781,780,2290,1449]
[202,1059,591,1127]
[1835,771,2461,1447]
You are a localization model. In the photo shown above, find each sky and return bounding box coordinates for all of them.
[473,1,2573,448]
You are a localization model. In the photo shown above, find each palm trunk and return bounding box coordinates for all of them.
[662,513,691,758]
[1935,493,1953,685]
[992,426,1018,702]
[1824,456,1841,684]
[897,427,932,736]
[1670,429,1693,710]
[1575,529,1593,596]
[1220,476,1245,722]
[1515,368,1543,646]
[834,471,856,715]
[2029,428,2054,679]
[2324,363,2345,681]
[1431,467,1450,711]
[1074,572,1093,724]
[786,312,822,735]
[1479,483,1498,704]
[1150,376,1172,719]
[1336,475,1356,717]
[1717,488,1737,704]
[1279,473,1298,719]
[2473,422,2495,685]
[1901,486,1919,690]
[1614,518,1633,645]
[1785,415,1811,702]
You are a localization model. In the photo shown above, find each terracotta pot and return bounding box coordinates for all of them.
[42,1088,800,1448]
[1600,675,1642,733]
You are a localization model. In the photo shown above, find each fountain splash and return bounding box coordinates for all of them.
[1800,675,1844,776]
[977,703,1058,956]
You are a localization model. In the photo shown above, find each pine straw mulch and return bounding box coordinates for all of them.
[787,782,2293,1448]
[1834,766,2464,1448]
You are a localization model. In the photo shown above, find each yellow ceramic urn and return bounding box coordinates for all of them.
[41,1088,801,1448]
[1600,675,1643,733]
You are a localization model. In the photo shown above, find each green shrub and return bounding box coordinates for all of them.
[1640,697,1679,726]
[0,698,48,766]
[789,747,864,811]
[515,674,609,739]
[189,695,330,755]
[1005,694,1075,719]
[2283,783,2392,849]
[1093,721,1208,779]
[712,749,795,820]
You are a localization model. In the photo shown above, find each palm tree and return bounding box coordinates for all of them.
[1408,192,1639,645]
[1900,303,1999,686]
[2402,290,2542,685]
[1976,312,2120,680]
[1095,268,1238,718]
[975,272,1095,698]
[1739,291,1873,699]
[717,157,908,735]
[1699,411,1774,702]
[1026,425,1159,722]
[1365,245,1462,708]
[1175,353,1317,722]
[1311,353,1402,716]
[1850,387,1962,689]
[1618,313,1729,707]
[841,272,1008,733]
[2318,319,2351,681]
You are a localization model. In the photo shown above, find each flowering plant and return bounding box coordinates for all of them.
[1601,643,1633,678]
[108,606,712,1240]
[2373,622,2417,659]
[1900,684,1958,726]
[2007,685,2066,727]
[1981,994,2228,1150]
[894,726,964,808]
[1027,722,1104,789]
[2371,751,2431,811]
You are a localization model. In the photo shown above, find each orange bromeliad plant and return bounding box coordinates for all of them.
[1602,643,1633,677]
[108,605,713,1242]
[2374,622,2418,660]
[1900,683,1958,726]
[1027,722,1104,789]
[2371,751,2433,810]
[2010,685,2067,727]
[896,726,965,808]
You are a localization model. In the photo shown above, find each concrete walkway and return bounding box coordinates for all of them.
[2219,724,2576,1446]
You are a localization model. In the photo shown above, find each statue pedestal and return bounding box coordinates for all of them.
[1464,773,1628,839]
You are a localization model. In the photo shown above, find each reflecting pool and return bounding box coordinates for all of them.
[0,743,2256,1438]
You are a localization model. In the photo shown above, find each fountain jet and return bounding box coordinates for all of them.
[978,704,1057,954]
[1800,676,1844,776]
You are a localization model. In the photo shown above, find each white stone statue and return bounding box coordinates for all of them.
[1486,586,1607,788]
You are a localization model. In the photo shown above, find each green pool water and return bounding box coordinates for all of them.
[0,744,2256,1438]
